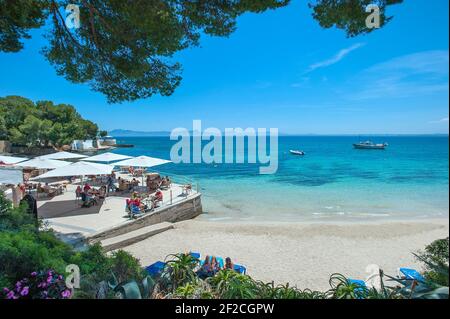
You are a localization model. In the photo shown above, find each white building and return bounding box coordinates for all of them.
[71,140,98,151]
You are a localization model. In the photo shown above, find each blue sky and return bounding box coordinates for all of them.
[0,0,448,134]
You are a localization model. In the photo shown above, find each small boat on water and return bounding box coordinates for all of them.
[353,141,388,150]
[290,150,305,156]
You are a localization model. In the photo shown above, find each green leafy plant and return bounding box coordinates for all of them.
[415,237,449,286]
[163,253,199,292]
[0,96,98,147]
[208,270,259,299]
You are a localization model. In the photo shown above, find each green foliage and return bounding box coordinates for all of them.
[174,281,214,299]
[110,250,146,284]
[208,270,259,299]
[99,130,108,138]
[0,230,74,288]
[0,1,402,103]
[0,116,7,139]
[0,95,98,147]
[0,0,48,52]
[415,237,449,287]
[0,191,73,287]
[309,0,403,37]
[0,192,38,232]
[254,281,326,299]
[0,191,146,299]
[328,273,403,299]
[163,253,199,291]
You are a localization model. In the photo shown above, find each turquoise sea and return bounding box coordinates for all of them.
[112,136,449,222]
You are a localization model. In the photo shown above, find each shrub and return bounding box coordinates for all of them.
[415,237,449,286]
[1,270,71,299]
[110,250,146,284]
[0,230,73,288]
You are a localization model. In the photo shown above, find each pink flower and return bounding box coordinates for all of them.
[6,291,17,299]
[61,290,71,298]
[38,282,47,289]
[20,287,29,296]
[31,272,37,277]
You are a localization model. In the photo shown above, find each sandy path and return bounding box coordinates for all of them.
[122,218,449,291]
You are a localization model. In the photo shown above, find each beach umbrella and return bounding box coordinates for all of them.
[0,155,29,165]
[114,156,172,185]
[0,167,23,185]
[114,156,172,168]
[15,158,72,169]
[31,161,114,180]
[36,151,88,160]
[81,152,133,164]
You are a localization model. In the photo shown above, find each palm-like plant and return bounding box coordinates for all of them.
[175,283,197,299]
[174,281,215,299]
[208,270,259,299]
[329,273,370,299]
[163,253,199,292]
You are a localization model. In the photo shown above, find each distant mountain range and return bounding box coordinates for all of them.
[109,129,449,137]
[109,129,171,137]
[108,129,448,138]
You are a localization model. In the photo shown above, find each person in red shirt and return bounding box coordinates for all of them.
[83,183,91,192]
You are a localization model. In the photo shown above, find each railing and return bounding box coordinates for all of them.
[151,170,200,194]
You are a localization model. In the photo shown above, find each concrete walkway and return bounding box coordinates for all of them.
[37,183,197,238]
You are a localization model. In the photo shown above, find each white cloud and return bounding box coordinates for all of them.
[429,117,449,124]
[306,43,365,73]
[348,50,449,100]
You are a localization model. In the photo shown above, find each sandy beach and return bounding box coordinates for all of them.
[122,218,449,291]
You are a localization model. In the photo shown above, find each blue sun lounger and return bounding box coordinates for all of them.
[190,252,201,260]
[347,279,367,299]
[399,268,426,283]
[234,264,247,275]
[348,279,367,288]
[145,261,166,277]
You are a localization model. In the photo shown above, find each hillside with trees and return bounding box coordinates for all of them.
[0,95,98,148]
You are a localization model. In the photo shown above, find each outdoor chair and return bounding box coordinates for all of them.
[145,261,166,277]
[347,279,367,299]
[398,268,426,283]
[233,264,247,275]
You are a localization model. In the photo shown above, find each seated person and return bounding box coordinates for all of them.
[98,186,107,199]
[196,256,215,279]
[80,191,96,207]
[85,188,99,204]
[160,176,172,189]
[211,257,221,274]
[43,183,58,197]
[129,192,148,213]
[151,190,163,208]
[83,183,91,193]
[183,184,192,195]
[131,178,140,188]
[224,257,235,271]
[118,177,130,191]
